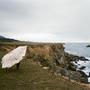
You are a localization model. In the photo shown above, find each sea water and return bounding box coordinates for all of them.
[64,43,90,82]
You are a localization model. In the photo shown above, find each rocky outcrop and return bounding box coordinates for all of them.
[26,43,88,83]
[55,66,88,83]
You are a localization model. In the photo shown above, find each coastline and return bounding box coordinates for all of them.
[65,50,90,83]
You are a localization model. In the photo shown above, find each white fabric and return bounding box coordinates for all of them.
[1,46,27,68]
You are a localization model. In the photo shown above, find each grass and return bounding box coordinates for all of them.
[0,45,90,90]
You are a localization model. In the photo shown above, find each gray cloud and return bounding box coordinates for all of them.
[0,0,90,42]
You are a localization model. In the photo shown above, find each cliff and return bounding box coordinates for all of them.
[25,43,88,83]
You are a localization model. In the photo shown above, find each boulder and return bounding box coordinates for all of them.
[55,66,68,77]
[69,71,88,83]
[55,66,88,83]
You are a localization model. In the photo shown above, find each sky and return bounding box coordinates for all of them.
[0,0,90,42]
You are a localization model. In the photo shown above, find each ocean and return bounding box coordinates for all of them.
[64,43,90,57]
[64,43,90,82]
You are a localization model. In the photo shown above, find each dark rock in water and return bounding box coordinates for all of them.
[79,56,85,60]
[78,64,80,66]
[88,72,90,77]
[64,53,79,61]
[83,58,89,61]
[79,66,86,70]
[75,61,77,63]
[86,45,90,47]
[65,52,89,62]
[67,62,77,71]
[79,56,89,61]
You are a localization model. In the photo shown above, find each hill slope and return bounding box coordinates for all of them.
[0,35,18,42]
[0,58,90,90]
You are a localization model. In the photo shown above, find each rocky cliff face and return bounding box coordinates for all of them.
[26,43,88,83]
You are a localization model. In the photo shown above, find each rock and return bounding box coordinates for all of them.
[55,66,68,77]
[67,63,77,71]
[55,66,88,83]
[88,72,90,77]
[70,71,82,82]
[70,71,88,83]
[79,56,89,61]
[78,70,87,77]
[65,52,89,62]
[43,67,50,70]
[86,45,90,47]
[78,56,84,61]
[75,61,78,63]
[79,66,86,70]
[77,70,88,83]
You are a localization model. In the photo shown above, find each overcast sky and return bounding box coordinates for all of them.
[0,0,90,42]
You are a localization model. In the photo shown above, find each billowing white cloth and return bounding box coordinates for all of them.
[1,46,27,68]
